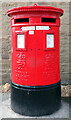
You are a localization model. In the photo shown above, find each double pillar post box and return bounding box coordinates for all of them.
[7,3,64,116]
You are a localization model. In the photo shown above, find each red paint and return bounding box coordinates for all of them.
[7,4,63,86]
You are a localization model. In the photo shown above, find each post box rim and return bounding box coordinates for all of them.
[7,5,64,17]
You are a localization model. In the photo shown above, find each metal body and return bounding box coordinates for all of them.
[7,4,64,116]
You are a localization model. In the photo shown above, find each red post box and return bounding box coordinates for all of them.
[7,3,64,116]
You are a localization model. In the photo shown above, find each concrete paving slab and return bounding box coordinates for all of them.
[0,97,69,119]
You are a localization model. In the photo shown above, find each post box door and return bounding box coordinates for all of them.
[12,29,36,86]
[35,27,60,86]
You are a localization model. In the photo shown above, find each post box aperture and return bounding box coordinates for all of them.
[7,4,64,116]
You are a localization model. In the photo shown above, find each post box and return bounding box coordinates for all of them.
[7,3,64,116]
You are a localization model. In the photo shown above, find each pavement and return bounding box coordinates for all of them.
[0,92,70,119]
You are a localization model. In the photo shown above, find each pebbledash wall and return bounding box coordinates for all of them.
[1,2,69,84]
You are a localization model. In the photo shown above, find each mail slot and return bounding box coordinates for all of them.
[7,3,64,116]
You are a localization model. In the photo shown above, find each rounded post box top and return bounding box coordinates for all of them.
[7,3,64,17]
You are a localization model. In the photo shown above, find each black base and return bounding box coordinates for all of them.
[11,81,61,116]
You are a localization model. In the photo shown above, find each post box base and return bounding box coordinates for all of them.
[11,81,61,116]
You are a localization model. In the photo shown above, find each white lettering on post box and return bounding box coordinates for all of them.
[47,34,54,48]
[36,26,50,30]
[17,34,25,48]
[21,26,35,30]
[29,31,34,35]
